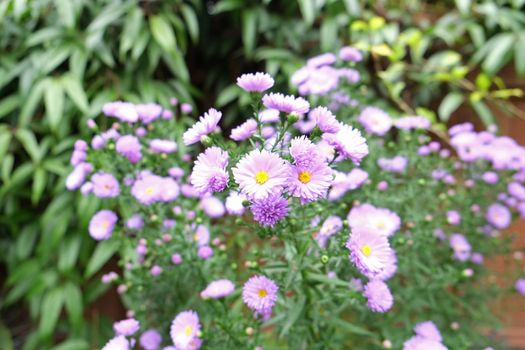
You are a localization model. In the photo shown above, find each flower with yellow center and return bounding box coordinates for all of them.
[257,289,268,298]
[255,171,269,185]
[376,221,385,229]
[184,326,193,337]
[361,244,372,257]
[145,187,154,195]
[298,171,311,184]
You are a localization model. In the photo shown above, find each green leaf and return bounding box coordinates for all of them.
[44,79,65,132]
[329,318,374,336]
[280,295,306,336]
[216,85,239,107]
[19,79,46,127]
[242,9,257,57]
[150,15,177,52]
[438,92,464,122]
[51,339,89,350]
[56,0,75,28]
[61,74,89,113]
[0,322,14,350]
[343,0,360,15]
[298,0,315,26]
[15,129,42,162]
[120,7,143,57]
[58,236,82,272]
[211,0,244,14]
[0,129,11,164]
[31,167,46,204]
[455,0,471,14]
[181,5,199,44]
[39,288,64,338]
[471,100,495,126]
[482,33,514,75]
[515,31,525,76]
[85,240,120,278]
[320,17,337,52]
[16,225,38,260]
[63,283,83,328]
[0,94,20,119]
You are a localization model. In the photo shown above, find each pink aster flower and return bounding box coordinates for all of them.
[183,108,222,145]
[131,174,163,205]
[170,310,202,350]
[315,215,343,248]
[192,225,210,246]
[136,103,163,124]
[339,46,363,62]
[113,318,140,336]
[394,116,431,130]
[89,210,118,240]
[200,279,235,299]
[287,161,332,203]
[237,72,275,92]
[347,204,401,237]
[230,119,258,141]
[308,106,340,133]
[225,191,246,216]
[358,106,392,136]
[232,149,289,200]
[242,275,279,320]
[199,196,225,218]
[307,53,337,68]
[403,336,448,350]
[486,203,511,229]
[250,194,289,227]
[449,234,471,262]
[103,101,139,123]
[322,124,368,164]
[447,210,461,225]
[91,172,120,198]
[116,135,142,163]
[363,279,394,313]
[262,93,310,114]
[414,321,442,342]
[289,136,322,168]
[190,147,229,194]
[377,156,408,173]
[346,228,395,278]
[66,163,90,190]
[516,278,525,296]
[140,329,162,350]
[101,335,130,350]
[149,139,177,154]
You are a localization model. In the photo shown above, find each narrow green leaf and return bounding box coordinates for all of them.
[280,295,306,336]
[320,17,337,52]
[120,7,143,56]
[181,5,199,44]
[51,339,89,350]
[44,79,65,132]
[61,74,89,113]
[19,79,46,127]
[39,288,64,338]
[85,240,120,278]
[15,129,41,162]
[298,0,315,26]
[58,236,82,272]
[242,9,257,57]
[438,92,464,122]
[63,283,83,328]
[482,33,514,75]
[56,0,75,28]
[0,94,20,119]
[0,322,14,350]
[471,100,495,126]
[150,15,177,51]
[455,0,471,14]
[0,129,12,164]
[343,0,360,15]
[31,167,46,204]
[16,224,39,260]
[216,85,239,107]
[515,31,525,76]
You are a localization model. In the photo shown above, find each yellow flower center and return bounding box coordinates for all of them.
[146,187,154,194]
[376,221,385,229]
[257,289,268,298]
[184,326,193,337]
[101,221,109,229]
[361,244,372,257]
[255,171,269,185]
[298,171,311,184]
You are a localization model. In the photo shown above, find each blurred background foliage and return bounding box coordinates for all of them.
[0,0,524,348]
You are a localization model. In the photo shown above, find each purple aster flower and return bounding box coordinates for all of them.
[315,215,343,248]
[482,171,499,184]
[126,214,144,230]
[346,228,395,278]
[131,174,163,205]
[394,116,431,130]
[101,335,130,350]
[403,336,448,350]
[339,46,363,62]
[151,265,162,276]
[347,204,401,237]
[233,149,289,200]
[447,210,461,225]
[113,318,140,336]
[116,135,142,164]
[197,245,213,259]
[237,72,275,92]
[375,250,398,281]
[309,106,340,133]
[449,234,471,261]
[225,191,246,216]
[414,321,442,342]
[190,147,229,194]
[66,163,90,190]
[183,108,222,145]
[287,160,332,203]
[192,225,210,246]
[168,167,185,179]
[307,53,337,68]
[242,275,279,320]
[363,279,394,313]
[347,168,368,190]
[508,182,525,201]
[231,119,258,141]
[103,101,139,123]
[136,103,163,124]
[70,150,86,166]
[449,122,473,136]
[170,310,201,350]
[349,278,363,292]
[259,108,280,123]
[199,196,225,218]
[149,139,177,154]
[200,279,235,299]
[289,136,322,168]
[159,177,180,202]
[262,93,310,114]
[172,254,182,264]
[101,272,118,284]
[471,252,484,265]
[140,329,162,350]
[378,156,408,173]
[322,124,368,164]
[358,106,392,136]
[486,203,512,229]
[250,194,289,227]
[92,172,120,198]
[181,103,193,114]
[516,278,525,296]
[89,210,118,240]
[91,135,106,149]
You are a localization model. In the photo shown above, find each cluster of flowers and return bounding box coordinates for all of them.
[66,47,525,350]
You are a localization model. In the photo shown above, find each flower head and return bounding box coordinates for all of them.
[449,234,471,262]
[250,194,289,227]
[363,280,394,313]
[231,119,258,141]
[131,174,163,205]
[262,93,310,114]
[322,124,368,164]
[116,135,142,163]
[339,46,363,62]
[486,203,511,229]
[92,172,120,198]
[183,108,222,145]
[190,147,229,194]
[201,279,235,299]
[242,275,279,319]
[287,160,332,203]
[101,335,130,350]
[170,310,201,350]
[89,210,118,240]
[226,191,246,216]
[309,106,340,134]
[516,278,525,296]
[348,204,401,237]
[113,318,140,336]
[358,107,392,136]
[237,72,275,92]
[140,329,162,350]
[346,228,395,278]
[414,321,442,342]
[233,149,289,200]
[149,139,177,154]
[403,336,448,350]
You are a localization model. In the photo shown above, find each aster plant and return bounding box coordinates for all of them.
[67,50,525,350]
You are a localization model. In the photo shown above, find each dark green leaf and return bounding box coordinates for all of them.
[438,92,464,122]
[44,79,65,132]
[31,167,46,204]
[471,100,495,126]
[181,5,199,44]
[515,31,525,76]
[0,94,20,119]
[85,240,120,278]
[62,74,89,113]
[482,33,514,75]
[150,15,177,52]
[63,283,83,328]
[242,9,257,57]
[298,0,315,26]
[39,288,64,338]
